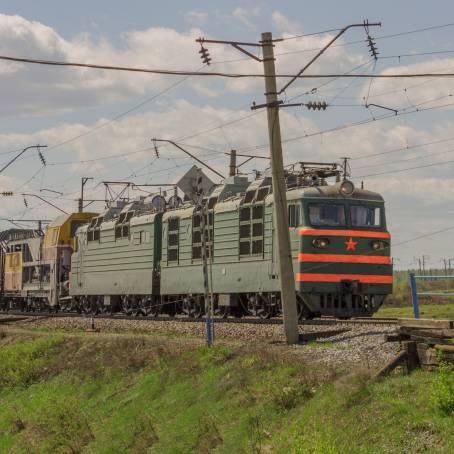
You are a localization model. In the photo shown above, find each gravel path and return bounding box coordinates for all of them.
[1,314,401,369]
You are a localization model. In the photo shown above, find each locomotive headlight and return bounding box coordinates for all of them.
[312,238,330,249]
[371,240,389,251]
[339,180,355,196]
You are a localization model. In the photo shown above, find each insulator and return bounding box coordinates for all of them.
[1,191,13,196]
[198,45,211,65]
[306,101,328,111]
[23,197,28,207]
[367,36,379,60]
[38,150,46,166]
[153,139,159,158]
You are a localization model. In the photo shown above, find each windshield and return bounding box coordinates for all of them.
[308,204,346,227]
[350,205,381,227]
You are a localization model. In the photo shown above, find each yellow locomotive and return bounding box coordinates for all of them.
[1,213,96,311]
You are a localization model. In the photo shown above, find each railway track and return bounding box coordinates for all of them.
[0,311,398,327]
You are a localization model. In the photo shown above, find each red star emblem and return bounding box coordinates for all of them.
[345,237,358,251]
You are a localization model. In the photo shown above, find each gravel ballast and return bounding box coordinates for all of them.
[1,314,401,369]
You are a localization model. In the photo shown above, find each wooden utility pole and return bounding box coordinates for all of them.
[261,32,299,344]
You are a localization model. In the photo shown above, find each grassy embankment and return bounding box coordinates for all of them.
[376,270,454,319]
[0,329,453,453]
[376,303,454,320]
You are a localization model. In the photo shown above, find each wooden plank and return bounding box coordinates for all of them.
[385,333,409,342]
[435,344,454,353]
[408,334,453,346]
[375,350,408,379]
[398,318,454,329]
[400,327,454,339]
[417,344,439,366]
[399,327,454,346]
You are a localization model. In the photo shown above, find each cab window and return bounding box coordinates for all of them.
[350,205,381,227]
[288,204,301,228]
[308,204,346,227]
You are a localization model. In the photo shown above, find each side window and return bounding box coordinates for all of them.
[239,204,264,257]
[87,219,96,242]
[288,204,301,228]
[71,220,86,237]
[115,212,133,240]
[192,210,214,260]
[51,228,59,245]
[133,231,143,245]
[239,206,251,256]
[167,217,179,263]
[192,212,202,260]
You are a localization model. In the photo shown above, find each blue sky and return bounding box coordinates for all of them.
[1,1,454,268]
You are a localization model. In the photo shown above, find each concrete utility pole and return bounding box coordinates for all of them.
[229,149,237,177]
[197,168,214,346]
[261,32,299,344]
[78,177,93,213]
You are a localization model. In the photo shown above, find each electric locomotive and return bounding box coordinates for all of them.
[0,162,392,319]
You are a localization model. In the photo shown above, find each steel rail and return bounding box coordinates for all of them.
[0,311,398,326]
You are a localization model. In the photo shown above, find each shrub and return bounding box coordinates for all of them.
[0,336,62,388]
[431,360,454,416]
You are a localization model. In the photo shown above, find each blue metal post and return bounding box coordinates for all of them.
[409,272,420,319]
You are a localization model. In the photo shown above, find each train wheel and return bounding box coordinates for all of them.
[136,297,148,316]
[296,296,314,321]
[256,295,275,319]
[81,297,91,315]
[90,298,100,315]
[149,297,160,317]
[194,296,204,318]
[120,296,133,316]
[217,306,229,319]
[183,297,203,318]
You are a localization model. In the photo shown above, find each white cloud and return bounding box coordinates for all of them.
[232,7,259,31]
[1,13,454,266]
[0,13,370,117]
[271,11,300,35]
[1,99,454,265]
[359,57,454,112]
[185,11,209,25]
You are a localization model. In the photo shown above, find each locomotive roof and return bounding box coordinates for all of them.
[0,228,39,242]
[286,184,384,202]
[48,212,98,228]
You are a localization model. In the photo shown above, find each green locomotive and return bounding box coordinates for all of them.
[65,162,392,319]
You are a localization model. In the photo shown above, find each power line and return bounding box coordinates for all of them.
[239,98,454,153]
[357,155,454,178]
[44,69,204,154]
[354,145,454,170]
[380,49,454,60]
[4,54,454,79]
[275,21,454,58]
[286,59,375,102]
[279,27,345,41]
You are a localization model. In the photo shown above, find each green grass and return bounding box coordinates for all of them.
[0,332,453,453]
[376,302,454,319]
[306,340,335,348]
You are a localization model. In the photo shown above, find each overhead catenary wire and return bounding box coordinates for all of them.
[353,145,454,171]
[353,138,454,165]
[43,65,206,154]
[238,97,454,153]
[274,21,454,57]
[5,54,454,79]
[6,21,454,204]
[23,92,454,195]
[357,155,454,178]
